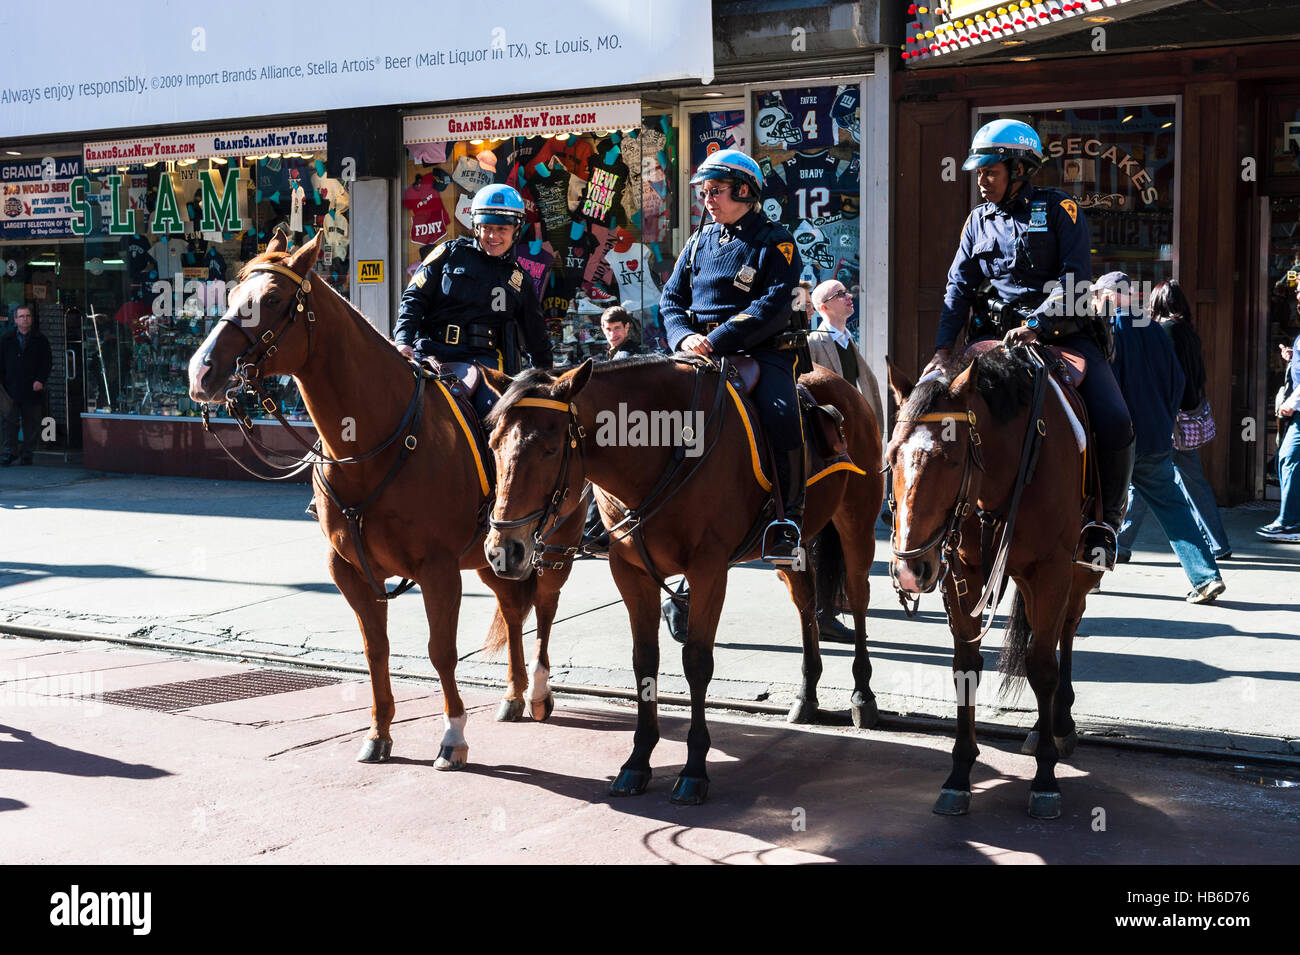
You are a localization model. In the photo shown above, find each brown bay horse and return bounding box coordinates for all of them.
[886,344,1099,819]
[186,230,578,770]
[481,355,884,804]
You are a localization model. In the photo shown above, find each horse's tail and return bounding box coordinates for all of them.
[481,574,539,658]
[811,521,847,616]
[997,590,1031,702]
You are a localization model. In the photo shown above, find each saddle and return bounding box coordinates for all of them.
[727,355,850,462]
[420,357,497,491]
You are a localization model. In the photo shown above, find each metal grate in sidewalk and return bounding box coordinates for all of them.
[88,669,341,712]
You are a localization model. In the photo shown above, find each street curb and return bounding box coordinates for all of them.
[6,621,1299,770]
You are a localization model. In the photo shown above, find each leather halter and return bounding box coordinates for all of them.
[487,396,590,572]
[888,407,984,616]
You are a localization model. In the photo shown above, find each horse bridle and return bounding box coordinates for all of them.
[887,408,985,615]
[487,396,592,572]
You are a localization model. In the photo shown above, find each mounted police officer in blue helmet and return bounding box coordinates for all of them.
[394,183,552,416]
[661,147,808,564]
[926,118,1135,569]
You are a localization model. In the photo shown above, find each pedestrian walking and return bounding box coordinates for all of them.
[1118,280,1232,560]
[808,278,885,435]
[1,305,51,466]
[1101,273,1225,603]
[1257,283,1300,542]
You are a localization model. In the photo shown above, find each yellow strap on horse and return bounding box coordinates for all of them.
[724,381,773,492]
[434,380,491,497]
[896,409,978,426]
[809,460,867,486]
[249,262,310,290]
[515,397,572,413]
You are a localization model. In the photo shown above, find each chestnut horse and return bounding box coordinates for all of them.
[481,355,884,804]
[187,230,578,770]
[886,344,1099,819]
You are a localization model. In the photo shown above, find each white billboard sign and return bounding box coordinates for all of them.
[0,0,713,139]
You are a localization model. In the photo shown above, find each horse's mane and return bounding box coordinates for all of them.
[902,345,1035,426]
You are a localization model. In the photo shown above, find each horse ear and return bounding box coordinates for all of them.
[290,229,324,273]
[552,358,594,402]
[887,358,914,408]
[478,363,513,395]
[266,229,289,255]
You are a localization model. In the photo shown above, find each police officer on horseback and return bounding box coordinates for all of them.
[661,148,808,564]
[394,184,552,415]
[926,119,1135,568]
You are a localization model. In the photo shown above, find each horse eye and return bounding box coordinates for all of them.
[542,444,559,458]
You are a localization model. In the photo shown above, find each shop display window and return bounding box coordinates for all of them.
[401,110,679,362]
[750,84,862,340]
[981,101,1177,290]
[76,148,349,419]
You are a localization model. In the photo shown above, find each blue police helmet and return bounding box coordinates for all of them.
[471,184,526,226]
[690,148,763,198]
[963,119,1044,174]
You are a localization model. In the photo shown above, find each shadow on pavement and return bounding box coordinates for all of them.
[0,561,340,595]
[0,723,172,780]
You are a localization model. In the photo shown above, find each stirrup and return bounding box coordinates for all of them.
[1074,521,1116,572]
[762,519,806,567]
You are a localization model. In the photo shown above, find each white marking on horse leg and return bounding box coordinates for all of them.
[440,713,468,748]
[527,658,550,703]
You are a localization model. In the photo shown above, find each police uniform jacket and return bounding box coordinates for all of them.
[937,185,1091,350]
[394,237,552,372]
[660,209,803,354]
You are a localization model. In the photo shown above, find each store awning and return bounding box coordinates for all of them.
[900,0,1300,67]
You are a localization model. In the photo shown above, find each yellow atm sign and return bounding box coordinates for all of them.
[358,260,384,284]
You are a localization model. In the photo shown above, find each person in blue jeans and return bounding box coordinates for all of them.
[1118,281,1232,560]
[1258,315,1300,542]
[1100,273,1225,604]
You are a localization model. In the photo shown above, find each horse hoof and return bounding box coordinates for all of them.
[850,697,879,729]
[932,788,972,815]
[1054,729,1078,759]
[1028,791,1062,819]
[433,744,469,771]
[669,775,709,805]
[495,699,525,722]
[786,698,819,724]
[609,768,652,797]
[1021,730,1040,755]
[356,738,392,763]
[526,693,555,722]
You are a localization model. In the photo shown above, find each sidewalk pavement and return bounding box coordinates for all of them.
[3,636,1297,864]
[1,464,1298,757]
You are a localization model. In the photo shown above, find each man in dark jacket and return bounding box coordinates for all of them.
[1,305,52,466]
[1102,273,1224,604]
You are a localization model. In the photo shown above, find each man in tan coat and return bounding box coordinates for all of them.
[807,280,884,435]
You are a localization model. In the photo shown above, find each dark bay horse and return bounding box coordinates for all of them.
[481,355,884,804]
[886,344,1099,819]
[187,230,578,770]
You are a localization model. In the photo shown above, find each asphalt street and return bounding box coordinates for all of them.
[1,464,1298,759]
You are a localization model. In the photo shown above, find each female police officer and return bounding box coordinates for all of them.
[923,119,1134,569]
[660,148,806,563]
[394,184,552,416]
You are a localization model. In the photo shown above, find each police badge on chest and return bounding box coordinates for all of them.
[734,264,757,291]
[1028,201,1049,232]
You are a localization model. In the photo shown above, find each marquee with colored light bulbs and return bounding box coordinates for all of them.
[901,0,1136,62]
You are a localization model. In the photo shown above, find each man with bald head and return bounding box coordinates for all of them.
[808,280,883,434]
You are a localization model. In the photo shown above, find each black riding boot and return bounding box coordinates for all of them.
[764,447,806,565]
[305,496,319,519]
[1080,442,1135,571]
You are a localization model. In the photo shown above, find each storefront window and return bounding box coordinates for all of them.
[402,100,679,363]
[750,84,862,338]
[981,101,1177,289]
[77,126,347,420]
